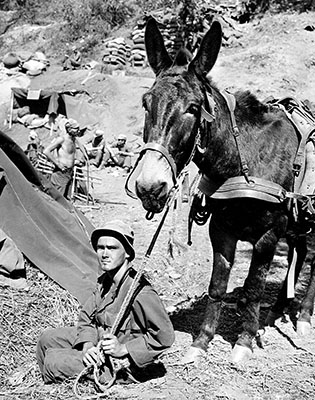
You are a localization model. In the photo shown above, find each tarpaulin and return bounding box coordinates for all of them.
[12,87,61,116]
[0,146,99,304]
[11,87,106,130]
[62,94,108,129]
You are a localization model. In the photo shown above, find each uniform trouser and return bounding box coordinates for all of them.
[117,155,132,169]
[50,168,73,197]
[88,149,104,167]
[36,327,135,384]
[36,327,85,383]
[102,150,132,169]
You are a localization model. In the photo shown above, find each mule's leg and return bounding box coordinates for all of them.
[182,219,237,363]
[232,227,280,362]
[265,235,306,327]
[297,233,315,335]
[297,261,315,334]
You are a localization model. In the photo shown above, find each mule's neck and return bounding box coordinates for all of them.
[194,86,244,184]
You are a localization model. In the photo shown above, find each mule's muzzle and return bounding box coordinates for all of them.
[135,179,169,213]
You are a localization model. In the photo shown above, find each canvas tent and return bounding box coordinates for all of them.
[9,87,107,130]
[0,130,99,304]
[11,87,64,116]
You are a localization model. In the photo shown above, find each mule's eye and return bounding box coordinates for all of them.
[186,104,199,116]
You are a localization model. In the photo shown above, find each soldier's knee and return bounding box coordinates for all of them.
[42,348,84,383]
[38,328,57,348]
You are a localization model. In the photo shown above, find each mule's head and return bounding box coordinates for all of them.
[134,18,222,213]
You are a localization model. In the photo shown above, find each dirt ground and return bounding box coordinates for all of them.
[1,10,315,400]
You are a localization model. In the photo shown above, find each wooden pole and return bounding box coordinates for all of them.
[50,121,54,136]
[9,91,14,129]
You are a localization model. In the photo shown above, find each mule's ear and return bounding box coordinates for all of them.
[189,20,222,78]
[145,17,173,75]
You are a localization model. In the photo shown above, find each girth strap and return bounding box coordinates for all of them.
[198,175,287,203]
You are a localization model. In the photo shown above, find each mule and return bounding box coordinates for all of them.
[127,17,315,363]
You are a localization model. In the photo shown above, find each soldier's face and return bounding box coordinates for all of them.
[96,236,128,273]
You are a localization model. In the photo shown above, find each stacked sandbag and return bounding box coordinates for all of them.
[3,52,20,69]
[130,23,146,67]
[160,16,183,58]
[102,37,129,69]
[22,59,46,76]
[129,15,182,67]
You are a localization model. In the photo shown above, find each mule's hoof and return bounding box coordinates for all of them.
[296,320,312,336]
[264,310,282,327]
[181,347,205,364]
[255,328,266,349]
[231,344,252,363]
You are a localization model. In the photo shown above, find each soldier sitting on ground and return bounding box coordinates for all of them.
[101,134,134,173]
[62,45,82,71]
[85,129,106,168]
[36,220,175,384]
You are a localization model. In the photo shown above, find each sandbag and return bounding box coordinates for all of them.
[3,52,20,68]
[23,59,46,75]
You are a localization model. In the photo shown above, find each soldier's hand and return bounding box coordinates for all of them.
[101,333,128,358]
[82,342,104,366]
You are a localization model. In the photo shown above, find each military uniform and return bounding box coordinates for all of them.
[37,268,175,383]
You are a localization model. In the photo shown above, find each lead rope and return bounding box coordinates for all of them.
[73,172,184,399]
[168,168,188,257]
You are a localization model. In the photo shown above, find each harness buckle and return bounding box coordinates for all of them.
[293,164,301,176]
[233,126,240,137]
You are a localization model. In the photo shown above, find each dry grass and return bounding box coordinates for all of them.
[0,260,80,400]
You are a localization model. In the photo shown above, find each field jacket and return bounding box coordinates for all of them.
[73,268,175,368]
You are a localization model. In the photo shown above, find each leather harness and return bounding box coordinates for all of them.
[198,90,315,208]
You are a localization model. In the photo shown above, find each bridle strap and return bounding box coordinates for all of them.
[201,91,216,123]
[124,142,177,200]
[125,118,201,202]
[221,89,251,183]
[141,142,177,181]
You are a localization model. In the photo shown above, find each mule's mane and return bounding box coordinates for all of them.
[234,90,269,124]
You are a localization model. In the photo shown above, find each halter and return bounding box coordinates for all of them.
[125,131,202,218]
[141,142,178,181]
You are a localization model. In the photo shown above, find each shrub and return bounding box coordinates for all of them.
[236,0,315,23]
[60,0,139,41]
